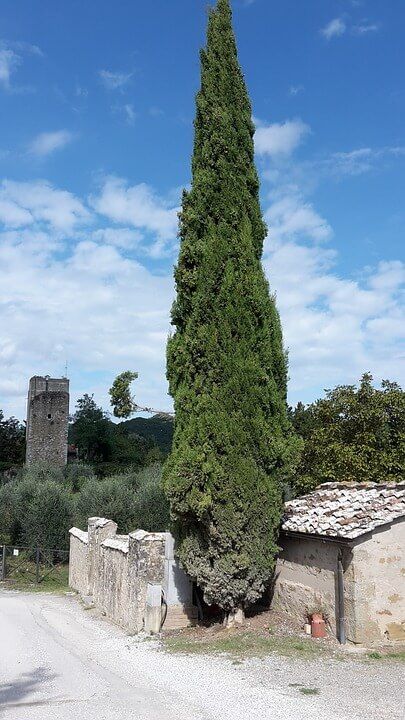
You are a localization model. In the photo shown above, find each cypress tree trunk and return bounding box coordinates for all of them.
[164,0,299,620]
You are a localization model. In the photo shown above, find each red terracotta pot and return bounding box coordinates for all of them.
[311,613,327,638]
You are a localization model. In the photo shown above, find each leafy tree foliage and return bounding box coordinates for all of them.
[0,463,169,548]
[73,463,169,534]
[292,373,405,495]
[70,394,113,462]
[164,0,300,619]
[288,402,317,440]
[0,482,19,544]
[121,415,174,457]
[0,410,25,472]
[63,461,96,493]
[17,479,73,550]
[0,476,73,549]
[109,371,138,419]
[69,394,160,474]
[131,464,170,532]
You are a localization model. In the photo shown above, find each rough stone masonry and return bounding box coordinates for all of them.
[25,375,69,466]
[69,518,198,634]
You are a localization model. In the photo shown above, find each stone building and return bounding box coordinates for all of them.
[26,375,69,466]
[272,482,405,644]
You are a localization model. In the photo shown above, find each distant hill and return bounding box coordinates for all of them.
[120,415,174,456]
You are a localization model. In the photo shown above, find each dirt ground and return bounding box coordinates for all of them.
[163,604,405,662]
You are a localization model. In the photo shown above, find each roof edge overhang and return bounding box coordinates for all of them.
[281,513,405,546]
[281,529,354,546]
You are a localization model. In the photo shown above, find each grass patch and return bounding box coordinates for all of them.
[164,631,330,661]
[0,563,69,594]
[299,687,320,696]
[367,650,405,663]
[386,651,405,662]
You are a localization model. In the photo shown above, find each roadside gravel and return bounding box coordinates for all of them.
[1,592,403,720]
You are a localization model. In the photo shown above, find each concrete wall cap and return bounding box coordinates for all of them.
[88,517,115,528]
[102,536,129,554]
[129,529,150,541]
[129,529,166,542]
[69,527,88,544]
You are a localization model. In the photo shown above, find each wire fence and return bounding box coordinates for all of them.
[0,545,69,585]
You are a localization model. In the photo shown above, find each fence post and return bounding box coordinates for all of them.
[1,546,6,581]
[35,547,40,584]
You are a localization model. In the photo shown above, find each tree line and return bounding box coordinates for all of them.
[0,394,172,479]
[2,372,403,493]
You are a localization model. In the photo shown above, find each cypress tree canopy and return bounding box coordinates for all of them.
[164,0,299,615]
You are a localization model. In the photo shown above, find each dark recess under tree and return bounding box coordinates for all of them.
[163,0,300,625]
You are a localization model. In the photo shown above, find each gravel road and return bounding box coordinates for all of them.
[0,591,403,720]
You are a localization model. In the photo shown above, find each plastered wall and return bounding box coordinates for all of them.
[272,522,405,644]
[272,535,342,633]
[349,520,405,643]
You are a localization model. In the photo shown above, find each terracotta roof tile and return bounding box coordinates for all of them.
[282,482,405,539]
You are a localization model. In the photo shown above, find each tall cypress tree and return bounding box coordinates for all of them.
[164,0,299,623]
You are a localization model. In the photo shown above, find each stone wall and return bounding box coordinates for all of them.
[69,518,197,634]
[69,528,89,596]
[95,536,130,628]
[26,375,69,466]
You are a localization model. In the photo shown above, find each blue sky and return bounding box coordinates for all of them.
[0,0,404,421]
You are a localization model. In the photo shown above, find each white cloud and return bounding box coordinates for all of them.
[257,120,404,401]
[353,23,379,35]
[90,176,179,252]
[28,130,75,157]
[92,227,143,249]
[328,146,405,177]
[0,170,404,420]
[11,41,43,57]
[113,103,137,125]
[0,180,90,231]
[0,226,174,419]
[254,119,310,158]
[289,85,304,97]
[265,193,332,245]
[321,18,346,40]
[99,70,132,90]
[123,104,136,124]
[0,41,43,91]
[263,237,405,402]
[75,85,88,98]
[0,48,20,89]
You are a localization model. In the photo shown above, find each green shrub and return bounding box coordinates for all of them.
[63,462,96,492]
[131,464,170,532]
[22,462,65,485]
[73,463,169,534]
[14,478,73,550]
[0,461,168,551]
[0,482,19,544]
[73,475,138,533]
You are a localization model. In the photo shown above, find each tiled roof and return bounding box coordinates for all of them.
[282,482,405,540]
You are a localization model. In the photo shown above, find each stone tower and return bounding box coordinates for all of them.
[26,376,69,466]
